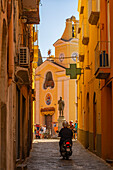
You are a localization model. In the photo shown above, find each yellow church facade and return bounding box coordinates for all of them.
[77,0,101,156]
[35,16,79,134]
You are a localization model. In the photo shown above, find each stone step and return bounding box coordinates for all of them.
[16,164,27,170]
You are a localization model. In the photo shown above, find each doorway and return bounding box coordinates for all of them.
[86,93,89,148]
[1,19,7,169]
[22,95,26,159]
[106,82,112,157]
[93,92,96,151]
[45,115,52,136]
[16,87,20,159]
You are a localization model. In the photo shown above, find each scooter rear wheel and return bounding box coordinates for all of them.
[66,155,69,160]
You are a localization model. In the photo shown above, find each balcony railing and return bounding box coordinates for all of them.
[95,41,110,78]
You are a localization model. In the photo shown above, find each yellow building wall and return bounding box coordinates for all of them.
[32,45,39,132]
[78,0,101,155]
[55,45,70,66]
[69,80,76,121]
[55,43,79,67]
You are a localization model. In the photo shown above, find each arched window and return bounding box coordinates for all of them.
[43,71,54,89]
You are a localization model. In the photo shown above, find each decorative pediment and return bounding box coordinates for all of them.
[35,60,65,74]
[53,38,79,47]
[53,39,67,47]
[15,66,30,86]
[70,38,79,44]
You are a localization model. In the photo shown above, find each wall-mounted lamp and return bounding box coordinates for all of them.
[21,16,27,24]
[85,63,92,70]
[85,65,90,70]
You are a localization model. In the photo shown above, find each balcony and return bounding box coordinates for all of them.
[82,18,89,45]
[78,27,81,34]
[79,42,84,62]
[22,0,40,24]
[89,12,100,25]
[88,0,100,25]
[79,54,84,62]
[15,66,30,86]
[80,6,84,14]
[95,41,110,79]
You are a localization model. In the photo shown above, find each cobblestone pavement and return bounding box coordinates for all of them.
[26,139,113,170]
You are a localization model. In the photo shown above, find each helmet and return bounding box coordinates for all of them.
[62,121,68,128]
[70,120,73,123]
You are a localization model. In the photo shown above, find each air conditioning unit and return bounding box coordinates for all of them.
[19,47,29,65]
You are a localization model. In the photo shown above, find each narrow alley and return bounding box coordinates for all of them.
[1,0,113,169]
[26,139,113,170]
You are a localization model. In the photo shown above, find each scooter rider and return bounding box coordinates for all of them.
[59,121,73,152]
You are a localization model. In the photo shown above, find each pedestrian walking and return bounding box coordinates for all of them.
[43,125,47,138]
[39,125,43,139]
[74,120,78,139]
[69,120,75,138]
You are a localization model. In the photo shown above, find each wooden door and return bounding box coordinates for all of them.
[45,115,52,135]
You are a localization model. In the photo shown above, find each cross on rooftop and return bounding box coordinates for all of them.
[66,64,81,79]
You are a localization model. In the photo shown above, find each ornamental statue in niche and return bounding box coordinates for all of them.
[43,71,54,89]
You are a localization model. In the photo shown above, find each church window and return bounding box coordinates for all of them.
[43,71,55,89]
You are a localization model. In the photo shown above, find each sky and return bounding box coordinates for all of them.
[38,0,79,60]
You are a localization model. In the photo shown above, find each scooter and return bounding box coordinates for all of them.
[60,139,72,160]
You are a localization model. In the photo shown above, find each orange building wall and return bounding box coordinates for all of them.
[110,1,113,159]
[100,0,113,160]
[110,1,113,75]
